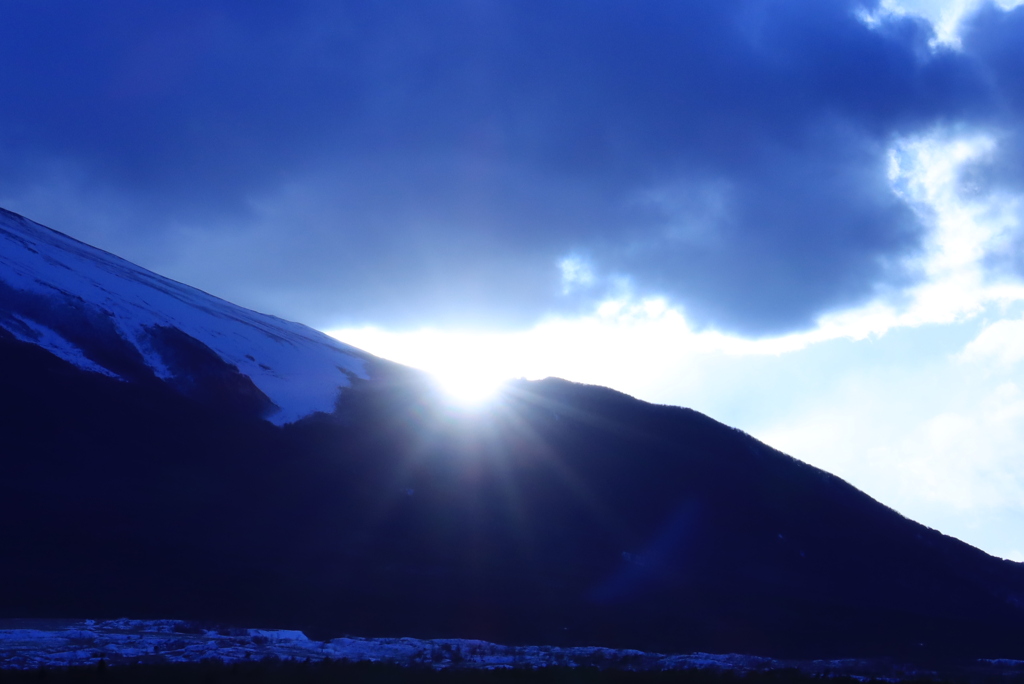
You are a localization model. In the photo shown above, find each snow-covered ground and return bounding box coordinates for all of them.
[1,617,1006,680]
[0,208,373,425]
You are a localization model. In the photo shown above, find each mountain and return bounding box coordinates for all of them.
[1,206,1023,664]
[0,207,375,425]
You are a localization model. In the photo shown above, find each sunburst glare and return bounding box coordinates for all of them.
[334,327,520,408]
[433,364,506,407]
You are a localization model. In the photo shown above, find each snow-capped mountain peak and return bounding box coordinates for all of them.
[0,207,371,425]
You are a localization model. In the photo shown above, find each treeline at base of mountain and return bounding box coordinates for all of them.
[3,659,1022,684]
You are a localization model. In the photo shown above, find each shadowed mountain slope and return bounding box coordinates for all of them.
[1,207,1023,662]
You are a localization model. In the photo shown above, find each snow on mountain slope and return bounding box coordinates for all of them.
[0,618,932,678]
[0,207,371,425]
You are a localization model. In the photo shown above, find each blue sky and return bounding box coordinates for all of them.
[2,0,1024,559]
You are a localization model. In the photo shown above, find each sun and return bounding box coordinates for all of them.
[432,367,506,407]
[327,326,521,408]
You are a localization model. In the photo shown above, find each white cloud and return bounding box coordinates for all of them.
[558,254,596,294]
[960,317,1024,367]
[858,0,1024,50]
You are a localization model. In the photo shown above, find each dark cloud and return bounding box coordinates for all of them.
[0,0,1018,333]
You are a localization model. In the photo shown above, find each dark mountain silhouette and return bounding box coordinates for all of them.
[1,207,1023,663]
